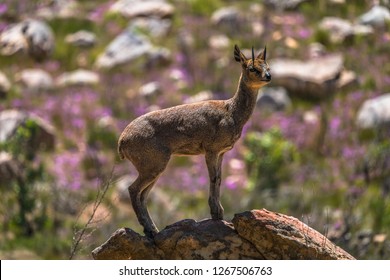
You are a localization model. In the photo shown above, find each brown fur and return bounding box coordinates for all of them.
[118,45,271,237]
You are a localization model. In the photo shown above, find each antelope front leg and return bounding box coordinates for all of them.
[205,152,225,220]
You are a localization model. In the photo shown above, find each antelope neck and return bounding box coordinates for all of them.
[229,74,260,128]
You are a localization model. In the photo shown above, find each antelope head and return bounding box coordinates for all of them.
[234,44,271,88]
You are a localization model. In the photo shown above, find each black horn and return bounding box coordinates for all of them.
[252,46,255,66]
[263,45,267,61]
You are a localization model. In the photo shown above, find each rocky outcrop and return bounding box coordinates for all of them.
[358,5,390,27]
[0,19,55,61]
[319,17,373,44]
[270,54,356,100]
[95,27,153,69]
[92,209,355,260]
[0,110,55,152]
[56,69,100,87]
[16,68,54,90]
[356,93,390,129]
[109,0,175,19]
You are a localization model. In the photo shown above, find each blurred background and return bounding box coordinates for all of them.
[0,0,389,260]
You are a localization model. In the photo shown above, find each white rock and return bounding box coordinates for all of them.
[356,93,390,129]
[56,69,99,87]
[16,68,53,90]
[257,87,291,112]
[139,81,162,98]
[95,28,152,69]
[270,54,345,99]
[319,17,373,43]
[37,0,81,20]
[65,30,97,48]
[0,19,54,61]
[359,5,390,27]
[109,0,174,19]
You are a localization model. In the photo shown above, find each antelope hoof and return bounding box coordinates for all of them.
[211,206,224,220]
[144,228,159,239]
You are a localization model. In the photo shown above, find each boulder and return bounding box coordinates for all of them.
[263,0,310,10]
[145,47,172,68]
[232,210,354,260]
[109,0,175,19]
[130,17,172,38]
[358,5,390,28]
[270,54,345,100]
[139,81,162,99]
[0,19,54,61]
[319,17,373,44]
[211,6,245,32]
[257,87,292,112]
[0,71,11,98]
[95,27,153,69]
[56,69,99,87]
[65,30,97,48]
[16,68,54,90]
[0,110,55,152]
[92,209,355,260]
[36,0,81,20]
[356,93,390,129]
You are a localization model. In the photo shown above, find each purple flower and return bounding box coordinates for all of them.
[0,3,7,15]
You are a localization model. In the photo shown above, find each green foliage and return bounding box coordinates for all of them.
[0,119,46,236]
[184,0,224,16]
[244,128,299,193]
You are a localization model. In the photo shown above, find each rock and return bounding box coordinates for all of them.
[130,17,172,38]
[319,17,373,44]
[0,152,22,186]
[270,54,344,100]
[92,228,164,260]
[154,219,262,259]
[356,93,390,129]
[15,68,54,90]
[232,210,354,260]
[36,0,81,20]
[92,209,355,260]
[208,34,230,51]
[109,0,175,19]
[95,27,152,69]
[337,70,358,90]
[211,6,244,31]
[358,5,390,27]
[257,87,291,112]
[56,69,99,87]
[308,42,326,58]
[145,47,172,68]
[0,71,11,98]
[0,19,54,61]
[139,81,162,99]
[263,0,310,10]
[65,30,97,48]
[0,110,55,152]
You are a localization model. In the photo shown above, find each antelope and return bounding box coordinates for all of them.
[118,45,271,237]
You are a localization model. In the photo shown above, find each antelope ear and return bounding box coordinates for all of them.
[257,45,267,61]
[234,44,247,64]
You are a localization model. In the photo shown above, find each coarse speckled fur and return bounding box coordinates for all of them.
[118,45,271,237]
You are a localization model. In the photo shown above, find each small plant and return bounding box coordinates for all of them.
[0,119,46,236]
[244,128,299,193]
